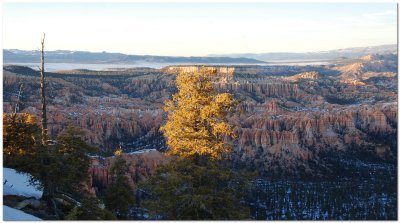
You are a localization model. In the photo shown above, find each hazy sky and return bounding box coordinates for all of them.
[2,3,397,56]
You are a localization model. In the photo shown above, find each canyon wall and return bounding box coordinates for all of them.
[232,100,397,177]
[162,65,340,77]
[3,58,397,178]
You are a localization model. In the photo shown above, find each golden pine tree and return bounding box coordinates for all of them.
[3,113,38,156]
[160,68,236,159]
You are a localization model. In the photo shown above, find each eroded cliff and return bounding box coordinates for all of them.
[3,55,397,178]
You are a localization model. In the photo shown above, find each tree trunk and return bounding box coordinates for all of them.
[40,33,47,145]
[11,83,23,124]
[42,181,54,201]
[38,33,60,219]
[42,180,60,218]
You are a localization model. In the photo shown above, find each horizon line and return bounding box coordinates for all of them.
[4,43,397,57]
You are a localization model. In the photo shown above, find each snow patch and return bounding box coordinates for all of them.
[3,168,42,199]
[128,149,157,154]
[3,205,42,220]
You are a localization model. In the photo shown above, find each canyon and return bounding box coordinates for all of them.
[3,53,397,193]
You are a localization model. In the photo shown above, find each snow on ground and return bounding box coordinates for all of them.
[3,205,42,221]
[3,168,42,199]
[128,149,157,154]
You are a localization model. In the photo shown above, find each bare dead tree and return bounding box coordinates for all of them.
[39,33,48,145]
[11,83,23,124]
[14,83,23,114]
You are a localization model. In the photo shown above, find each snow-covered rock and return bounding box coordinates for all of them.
[3,168,42,199]
[3,205,42,220]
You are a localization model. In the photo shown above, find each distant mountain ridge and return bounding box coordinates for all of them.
[4,44,396,64]
[208,44,397,61]
[3,49,265,64]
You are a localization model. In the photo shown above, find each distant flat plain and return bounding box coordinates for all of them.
[5,60,330,72]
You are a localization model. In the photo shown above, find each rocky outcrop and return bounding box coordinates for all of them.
[162,65,338,77]
[285,71,321,81]
[162,65,235,76]
[217,82,300,99]
[232,103,397,177]
[86,150,173,197]
[334,54,397,80]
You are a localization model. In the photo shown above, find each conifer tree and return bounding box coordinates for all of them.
[140,68,253,220]
[105,151,135,219]
[31,126,96,202]
[160,68,236,159]
[66,197,116,220]
[3,113,38,156]
[140,158,253,220]
[3,113,39,170]
[53,126,97,193]
[4,119,96,218]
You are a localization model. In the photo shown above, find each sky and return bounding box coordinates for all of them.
[2,2,397,56]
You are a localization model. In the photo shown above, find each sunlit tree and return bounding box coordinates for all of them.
[140,68,253,220]
[160,68,236,159]
[3,113,39,170]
